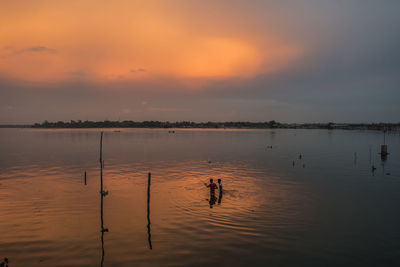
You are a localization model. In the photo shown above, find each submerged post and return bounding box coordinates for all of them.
[84,171,87,185]
[147,172,152,250]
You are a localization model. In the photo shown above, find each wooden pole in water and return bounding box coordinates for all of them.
[147,172,152,250]
[100,185,105,267]
[99,131,108,266]
[84,171,87,185]
[381,130,388,157]
[100,132,103,194]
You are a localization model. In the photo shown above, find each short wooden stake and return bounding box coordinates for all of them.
[147,172,152,250]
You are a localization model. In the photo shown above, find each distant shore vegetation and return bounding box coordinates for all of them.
[16,120,399,131]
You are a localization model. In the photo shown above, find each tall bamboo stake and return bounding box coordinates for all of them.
[100,132,103,194]
[99,131,105,266]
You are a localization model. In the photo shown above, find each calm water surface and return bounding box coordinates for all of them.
[0,128,399,266]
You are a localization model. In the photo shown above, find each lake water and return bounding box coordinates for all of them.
[0,128,399,266]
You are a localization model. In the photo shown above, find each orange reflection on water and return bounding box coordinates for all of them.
[0,156,308,266]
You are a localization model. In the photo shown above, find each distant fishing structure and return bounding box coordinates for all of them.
[380,129,389,160]
[379,129,389,176]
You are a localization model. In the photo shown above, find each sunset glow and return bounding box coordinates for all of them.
[0,0,302,83]
[1,2,400,264]
[1,0,398,124]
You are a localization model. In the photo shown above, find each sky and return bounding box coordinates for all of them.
[1,0,399,124]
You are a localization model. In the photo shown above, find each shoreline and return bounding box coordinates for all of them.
[1,123,399,132]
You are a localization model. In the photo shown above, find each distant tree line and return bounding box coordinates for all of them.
[32,120,281,129]
[30,120,400,131]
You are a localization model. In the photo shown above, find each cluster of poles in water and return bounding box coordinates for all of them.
[83,132,153,266]
[365,130,391,175]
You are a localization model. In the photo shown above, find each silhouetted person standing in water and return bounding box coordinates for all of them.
[217,179,223,193]
[217,179,223,204]
[205,178,218,195]
[205,178,218,208]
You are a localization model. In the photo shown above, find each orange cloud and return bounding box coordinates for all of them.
[0,0,303,84]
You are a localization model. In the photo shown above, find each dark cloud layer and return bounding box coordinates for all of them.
[21,46,55,53]
[14,46,56,55]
